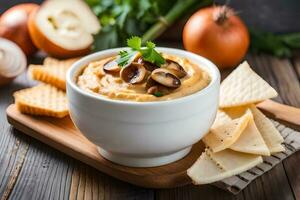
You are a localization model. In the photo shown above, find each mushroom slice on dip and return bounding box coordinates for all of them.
[77,54,211,102]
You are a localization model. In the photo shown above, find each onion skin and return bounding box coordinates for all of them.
[27,7,91,59]
[183,6,250,69]
[0,38,27,87]
[0,3,39,56]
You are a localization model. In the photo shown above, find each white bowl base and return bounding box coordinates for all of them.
[97,146,192,167]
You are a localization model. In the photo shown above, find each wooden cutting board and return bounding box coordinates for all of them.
[6,100,300,188]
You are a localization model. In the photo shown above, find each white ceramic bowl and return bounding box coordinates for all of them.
[66,47,220,167]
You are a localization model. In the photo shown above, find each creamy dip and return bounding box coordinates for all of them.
[77,54,211,102]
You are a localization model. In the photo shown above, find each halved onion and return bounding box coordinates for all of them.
[0,38,26,86]
[28,0,101,58]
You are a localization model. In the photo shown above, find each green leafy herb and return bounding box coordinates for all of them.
[140,41,165,66]
[86,0,212,50]
[116,50,138,67]
[116,36,165,67]
[153,91,163,97]
[127,36,141,50]
[250,30,300,58]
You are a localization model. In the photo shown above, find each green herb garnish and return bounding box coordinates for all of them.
[116,50,138,67]
[86,0,213,51]
[250,30,300,58]
[116,36,165,67]
[153,91,163,97]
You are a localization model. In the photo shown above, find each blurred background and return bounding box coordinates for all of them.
[1,0,300,33]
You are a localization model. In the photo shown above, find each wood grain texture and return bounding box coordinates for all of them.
[247,55,300,200]
[1,54,300,199]
[0,71,33,200]
[156,184,244,200]
[6,104,205,189]
[265,56,300,199]
[69,164,154,200]
[5,98,300,191]
[257,100,300,130]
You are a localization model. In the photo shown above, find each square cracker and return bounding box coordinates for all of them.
[219,61,278,108]
[29,57,78,90]
[14,84,68,118]
[43,57,79,67]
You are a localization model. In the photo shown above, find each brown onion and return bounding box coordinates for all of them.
[183,6,249,69]
[0,3,39,56]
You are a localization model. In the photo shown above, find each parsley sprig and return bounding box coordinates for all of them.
[116,36,165,67]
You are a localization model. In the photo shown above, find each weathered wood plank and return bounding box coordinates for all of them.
[69,162,154,200]
[156,184,244,200]
[0,131,30,200]
[267,56,300,200]
[0,73,33,200]
[285,56,300,198]
[242,164,295,200]
[247,55,299,200]
[261,55,300,199]
[268,58,300,106]
[7,139,74,200]
[283,151,300,198]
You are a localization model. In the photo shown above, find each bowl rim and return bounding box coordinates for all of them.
[66,47,220,106]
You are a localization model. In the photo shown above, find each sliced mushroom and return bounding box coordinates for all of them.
[147,86,162,97]
[120,62,147,84]
[163,59,187,78]
[148,85,173,97]
[137,57,158,71]
[145,76,157,90]
[145,77,173,97]
[103,59,120,73]
[151,68,181,88]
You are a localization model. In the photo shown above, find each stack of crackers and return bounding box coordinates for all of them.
[188,61,284,184]
[13,57,78,118]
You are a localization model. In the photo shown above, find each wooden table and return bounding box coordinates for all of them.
[1,53,300,200]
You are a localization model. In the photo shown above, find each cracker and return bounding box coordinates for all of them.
[219,61,278,108]
[43,57,79,67]
[230,119,270,156]
[187,150,262,185]
[14,84,68,118]
[250,105,285,153]
[211,109,232,128]
[224,105,284,154]
[203,110,252,152]
[29,57,78,90]
[206,149,263,171]
[223,105,248,119]
[187,151,226,184]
